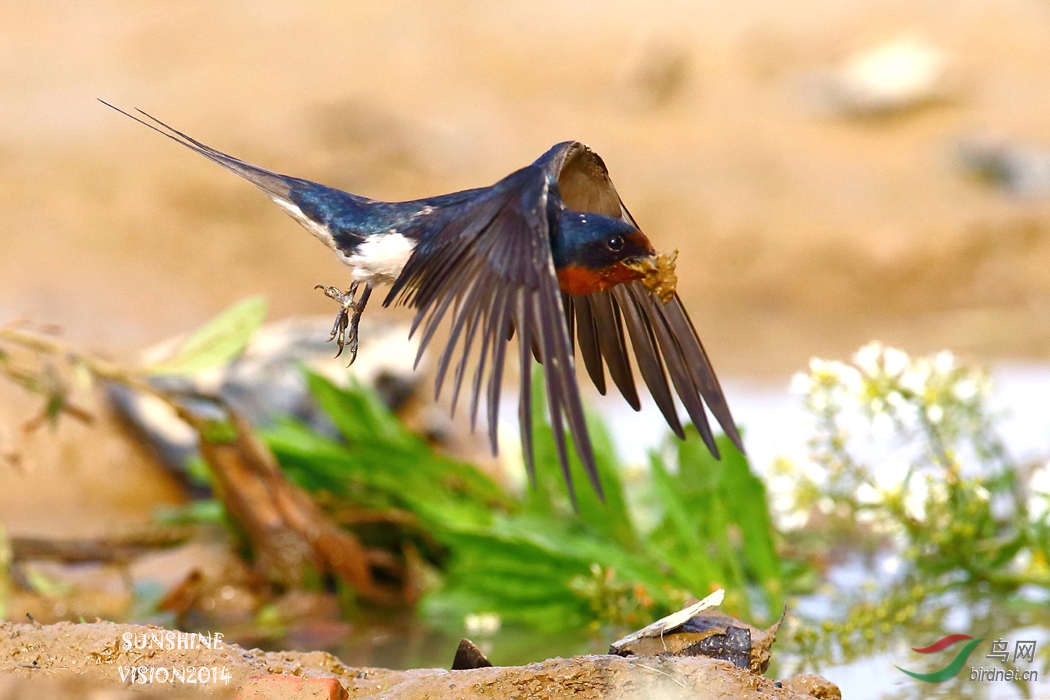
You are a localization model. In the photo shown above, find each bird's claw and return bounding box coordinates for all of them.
[315,282,369,365]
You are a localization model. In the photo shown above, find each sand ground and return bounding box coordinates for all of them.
[2,0,1050,534]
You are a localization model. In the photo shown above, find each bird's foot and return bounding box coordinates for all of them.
[315,282,372,365]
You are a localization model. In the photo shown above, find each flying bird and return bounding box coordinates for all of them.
[103,101,742,504]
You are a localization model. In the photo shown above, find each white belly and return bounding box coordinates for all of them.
[343,231,417,286]
[272,197,416,286]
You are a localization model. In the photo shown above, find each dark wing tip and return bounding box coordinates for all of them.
[531,142,743,462]
[612,282,743,461]
[664,294,744,457]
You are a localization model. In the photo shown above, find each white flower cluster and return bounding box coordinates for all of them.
[1029,461,1050,522]
[777,342,996,531]
[791,342,989,423]
[464,612,502,636]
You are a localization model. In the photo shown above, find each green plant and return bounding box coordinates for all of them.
[776,343,1050,670]
[0,297,785,637]
[267,369,784,635]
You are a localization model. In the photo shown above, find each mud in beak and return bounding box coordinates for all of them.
[623,250,678,304]
[622,255,658,275]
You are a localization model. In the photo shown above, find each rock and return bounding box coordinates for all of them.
[810,35,954,118]
[450,639,492,670]
[957,136,1050,198]
[612,610,783,673]
[110,316,423,486]
[609,591,783,675]
[236,675,348,700]
[781,673,842,699]
[0,621,839,700]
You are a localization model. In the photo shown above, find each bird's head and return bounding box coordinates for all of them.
[552,210,656,296]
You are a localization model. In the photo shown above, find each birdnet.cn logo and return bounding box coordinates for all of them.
[896,634,1039,684]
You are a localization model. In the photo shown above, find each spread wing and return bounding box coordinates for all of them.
[537,142,743,457]
[385,166,602,504]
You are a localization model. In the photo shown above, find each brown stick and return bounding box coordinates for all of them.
[10,530,190,563]
[0,325,406,605]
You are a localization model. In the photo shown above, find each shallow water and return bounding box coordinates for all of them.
[598,363,1050,473]
[590,363,1050,699]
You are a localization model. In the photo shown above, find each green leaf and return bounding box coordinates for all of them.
[266,370,511,531]
[632,427,785,620]
[44,392,66,428]
[303,370,404,444]
[200,418,239,444]
[522,368,638,550]
[262,362,784,633]
[0,526,10,621]
[646,449,721,590]
[24,568,73,597]
[713,435,783,610]
[425,514,671,632]
[148,296,267,376]
[154,499,227,526]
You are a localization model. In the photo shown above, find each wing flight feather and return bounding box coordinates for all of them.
[387,167,603,504]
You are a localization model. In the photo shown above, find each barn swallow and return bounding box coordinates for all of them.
[102,101,742,504]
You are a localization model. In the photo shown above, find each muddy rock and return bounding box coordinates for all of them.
[0,621,837,699]
[236,675,349,700]
[781,674,842,700]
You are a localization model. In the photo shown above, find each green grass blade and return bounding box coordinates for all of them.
[148,296,267,376]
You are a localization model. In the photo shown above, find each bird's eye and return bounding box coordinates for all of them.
[607,236,624,252]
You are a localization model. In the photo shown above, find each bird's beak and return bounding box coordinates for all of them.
[621,255,659,275]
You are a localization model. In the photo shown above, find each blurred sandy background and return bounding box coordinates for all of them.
[4,0,1050,374]
[3,1,1050,531]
